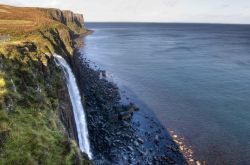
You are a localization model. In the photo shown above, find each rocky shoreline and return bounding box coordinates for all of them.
[72,35,188,164]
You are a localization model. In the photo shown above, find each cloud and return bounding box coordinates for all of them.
[161,0,179,7]
[220,4,230,8]
[1,0,250,24]
[1,0,60,7]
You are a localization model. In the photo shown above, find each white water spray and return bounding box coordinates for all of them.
[54,54,92,159]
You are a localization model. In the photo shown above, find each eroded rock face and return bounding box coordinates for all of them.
[62,10,84,27]
[39,8,85,33]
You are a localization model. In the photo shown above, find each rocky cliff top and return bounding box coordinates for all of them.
[0,4,88,57]
[0,4,86,35]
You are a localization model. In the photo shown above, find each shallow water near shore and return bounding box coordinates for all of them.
[82,23,250,164]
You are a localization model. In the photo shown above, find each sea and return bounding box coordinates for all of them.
[81,23,250,164]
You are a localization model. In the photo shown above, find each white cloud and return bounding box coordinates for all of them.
[1,0,60,7]
[0,0,250,24]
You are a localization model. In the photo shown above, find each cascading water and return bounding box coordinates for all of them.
[54,54,92,159]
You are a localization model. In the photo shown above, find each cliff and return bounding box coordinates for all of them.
[39,8,85,33]
[0,4,91,164]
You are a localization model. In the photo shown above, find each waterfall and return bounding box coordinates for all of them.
[54,54,92,159]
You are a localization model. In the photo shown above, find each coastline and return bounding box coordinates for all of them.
[1,3,250,165]
[72,34,190,164]
[0,4,197,164]
[119,84,201,165]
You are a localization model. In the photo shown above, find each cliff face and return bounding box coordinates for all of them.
[0,4,91,164]
[39,8,85,34]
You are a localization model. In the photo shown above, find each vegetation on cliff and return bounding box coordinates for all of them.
[0,4,91,164]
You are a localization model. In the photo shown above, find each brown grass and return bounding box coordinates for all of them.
[0,19,33,25]
[0,9,10,13]
[0,4,84,56]
[0,4,61,35]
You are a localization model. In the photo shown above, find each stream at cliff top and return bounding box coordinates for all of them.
[82,23,250,164]
[54,54,92,159]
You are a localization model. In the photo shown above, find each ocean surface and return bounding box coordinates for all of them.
[82,23,250,164]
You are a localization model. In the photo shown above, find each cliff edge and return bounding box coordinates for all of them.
[39,8,85,33]
[0,4,91,164]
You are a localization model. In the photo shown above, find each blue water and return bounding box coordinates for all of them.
[82,23,250,164]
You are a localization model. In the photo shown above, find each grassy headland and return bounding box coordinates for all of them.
[0,4,91,164]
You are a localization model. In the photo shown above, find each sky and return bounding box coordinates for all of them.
[1,0,250,24]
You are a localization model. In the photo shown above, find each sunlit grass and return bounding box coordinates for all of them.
[0,20,33,25]
[0,9,10,13]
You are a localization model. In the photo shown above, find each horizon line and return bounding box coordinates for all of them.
[85,21,250,26]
